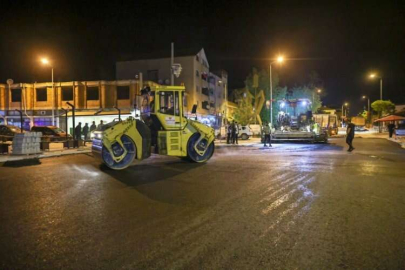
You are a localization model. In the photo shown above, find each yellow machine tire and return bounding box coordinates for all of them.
[187,133,215,163]
[101,135,137,170]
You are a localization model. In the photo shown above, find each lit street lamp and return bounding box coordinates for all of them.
[362,95,370,124]
[369,73,383,100]
[342,102,349,118]
[41,58,55,126]
[269,55,284,128]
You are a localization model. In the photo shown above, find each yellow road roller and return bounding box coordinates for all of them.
[92,86,215,170]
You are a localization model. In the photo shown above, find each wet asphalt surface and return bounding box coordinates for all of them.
[1,138,405,269]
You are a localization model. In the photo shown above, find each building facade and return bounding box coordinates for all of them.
[0,80,158,132]
[116,48,228,127]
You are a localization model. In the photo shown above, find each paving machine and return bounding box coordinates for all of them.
[270,99,328,143]
[92,86,215,170]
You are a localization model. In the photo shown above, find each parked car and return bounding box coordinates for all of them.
[355,126,368,132]
[31,126,72,141]
[396,124,405,136]
[0,125,24,142]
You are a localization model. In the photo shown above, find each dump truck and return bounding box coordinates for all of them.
[313,113,339,136]
[92,86,215,170]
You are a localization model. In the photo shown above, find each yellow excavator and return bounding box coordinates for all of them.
[92,85,215,170]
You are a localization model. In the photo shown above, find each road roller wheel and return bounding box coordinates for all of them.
[102,135,136,170]
[187,134,215,163]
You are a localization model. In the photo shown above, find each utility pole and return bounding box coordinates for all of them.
[269,63,273,127]
[380,78,383,100]
[171,42,174,86]
[52,67,54,126]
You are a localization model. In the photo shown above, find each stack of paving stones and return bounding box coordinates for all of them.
[12,132,42,155]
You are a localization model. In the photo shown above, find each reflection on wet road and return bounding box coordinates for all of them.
[0,138,405,269]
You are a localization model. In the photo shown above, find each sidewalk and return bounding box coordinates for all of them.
[0,146,92,164]
[336,130,405,148]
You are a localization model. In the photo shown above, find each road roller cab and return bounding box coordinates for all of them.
[92,85,215,170]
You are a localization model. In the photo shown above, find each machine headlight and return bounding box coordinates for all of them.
[93,132,103,139]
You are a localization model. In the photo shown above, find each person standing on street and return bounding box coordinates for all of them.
[97,120,104,130]
[263,121,272,147]
[90,121,97,132]
[388,122,395,138]
[82,123,89,145]
[75,122,82,144]
[233,121,239,144]
[226,123,232,144]
[346,118,355,152]
[230,121,236,144]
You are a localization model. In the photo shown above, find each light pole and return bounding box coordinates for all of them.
[41,58,55,126]
[369,73,383,100]
[362,95,370,124]
[342,102,349,117]
[269,56,284,128]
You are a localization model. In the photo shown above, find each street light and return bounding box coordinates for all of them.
[342,102,349,118]
[269,55,284,128]
[369,73,383,100]
[41,58,55,126]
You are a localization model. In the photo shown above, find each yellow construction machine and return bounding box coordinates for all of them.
[92,86,215,170]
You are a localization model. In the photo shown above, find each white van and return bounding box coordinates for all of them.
[239,125,253,140]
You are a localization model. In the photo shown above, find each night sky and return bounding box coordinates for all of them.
[1,1,404,114]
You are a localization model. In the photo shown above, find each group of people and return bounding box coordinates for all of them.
[226,121,239,144]
[74,120,104,144]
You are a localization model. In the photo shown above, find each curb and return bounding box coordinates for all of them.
[0,149,91,166]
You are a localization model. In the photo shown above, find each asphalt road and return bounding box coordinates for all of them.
[1,138,405,269]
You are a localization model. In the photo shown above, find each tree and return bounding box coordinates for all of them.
[358,110,368,119]
[233,96,255,126]
[371,100,395,116]
[371,100,395,132]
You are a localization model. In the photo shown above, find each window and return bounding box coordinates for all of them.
[201,73,208,81]
[87,87,99,100]
[202,87,209,96]
[196,70,199,77]
[202,101,209,110]
[11,89,21,102]
[117,86,130,100]
[36,88,47,102]
[196,55,200,62]
[62,87,73,101]
[147,70,158,82]
[159,91,179,116]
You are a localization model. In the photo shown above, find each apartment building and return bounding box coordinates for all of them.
[116,48,228,127]
[0,80,158,131]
